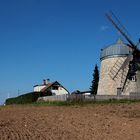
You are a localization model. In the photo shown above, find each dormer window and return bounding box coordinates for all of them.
[52,86,58,90]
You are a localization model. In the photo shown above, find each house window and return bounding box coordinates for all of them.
[52,86,58,90]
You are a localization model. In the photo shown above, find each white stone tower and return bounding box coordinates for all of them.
[97,37,139,96]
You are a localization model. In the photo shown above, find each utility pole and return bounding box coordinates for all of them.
[18,89,20,96]
[7,93,10,98]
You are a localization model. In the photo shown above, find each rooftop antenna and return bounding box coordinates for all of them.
[7,93,10,98]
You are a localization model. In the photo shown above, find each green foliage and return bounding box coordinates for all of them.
[5,96,140,106]
[5,92,46,105]
[90,64,99,95]
[31,99,140,107]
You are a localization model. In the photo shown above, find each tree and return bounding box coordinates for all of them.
[90,64,99,96]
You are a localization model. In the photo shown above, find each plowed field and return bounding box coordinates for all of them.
[0,103,140,140]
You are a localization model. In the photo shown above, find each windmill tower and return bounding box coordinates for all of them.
[97,12,140,96]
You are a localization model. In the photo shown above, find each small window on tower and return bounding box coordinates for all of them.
[131,75,136,82]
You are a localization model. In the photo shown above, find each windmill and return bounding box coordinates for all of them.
[106,11,140,93]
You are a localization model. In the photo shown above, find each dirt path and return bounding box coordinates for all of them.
[0,103,140,140]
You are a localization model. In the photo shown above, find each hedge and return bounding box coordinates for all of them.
[5,92,48,105]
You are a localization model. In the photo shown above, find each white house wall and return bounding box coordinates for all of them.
[51,87,68,95]
[34,85,46,92]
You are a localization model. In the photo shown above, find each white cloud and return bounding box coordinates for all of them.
[100,25,109,31]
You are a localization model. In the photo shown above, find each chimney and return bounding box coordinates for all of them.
[43,79,50,85]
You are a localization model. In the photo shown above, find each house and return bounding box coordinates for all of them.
[81,91,91,96]
[71,90,91,95]
[33,79,69,96]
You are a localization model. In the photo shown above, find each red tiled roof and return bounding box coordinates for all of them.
[39,81,70,94]
[40,82,55,92]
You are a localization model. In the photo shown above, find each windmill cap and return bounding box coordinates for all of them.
[115,37,124,44]
[100,37,132,61]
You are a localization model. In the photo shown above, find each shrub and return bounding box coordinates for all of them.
[5,92,46,105]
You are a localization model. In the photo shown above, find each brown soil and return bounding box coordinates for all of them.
[0,103,140,140]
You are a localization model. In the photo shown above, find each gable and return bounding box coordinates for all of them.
[40,81,69,94]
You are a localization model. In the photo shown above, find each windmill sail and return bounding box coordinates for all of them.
[109,55,133,80]
[106,12,136,49]
[106,11,140,93]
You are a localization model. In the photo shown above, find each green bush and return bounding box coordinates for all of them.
[5,92,46,105]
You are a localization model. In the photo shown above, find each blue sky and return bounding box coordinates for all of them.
[0,0,140,104]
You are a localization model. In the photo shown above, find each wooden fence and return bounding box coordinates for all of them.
[37,93,140,102]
